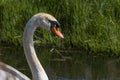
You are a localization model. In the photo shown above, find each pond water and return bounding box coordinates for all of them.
[0,46,120,80]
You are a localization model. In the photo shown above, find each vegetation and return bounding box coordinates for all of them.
[0,0,120,54]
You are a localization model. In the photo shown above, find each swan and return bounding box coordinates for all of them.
[0,13,64,80]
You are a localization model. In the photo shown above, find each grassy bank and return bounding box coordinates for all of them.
[0,0,120,54]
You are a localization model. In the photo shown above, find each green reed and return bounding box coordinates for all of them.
[0,0,120,54]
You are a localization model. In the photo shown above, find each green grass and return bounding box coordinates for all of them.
[0,0,120,54]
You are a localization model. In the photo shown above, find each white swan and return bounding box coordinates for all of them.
[0,13,64,80]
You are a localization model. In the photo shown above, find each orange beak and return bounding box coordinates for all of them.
[51,25,64,38]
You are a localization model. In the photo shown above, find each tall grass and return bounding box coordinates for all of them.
[0,0,120,54]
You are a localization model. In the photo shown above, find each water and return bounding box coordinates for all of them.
[0,46,120,80]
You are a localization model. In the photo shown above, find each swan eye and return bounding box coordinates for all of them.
[49,20,60,28]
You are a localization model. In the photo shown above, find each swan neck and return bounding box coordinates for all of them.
[23,21,48,80]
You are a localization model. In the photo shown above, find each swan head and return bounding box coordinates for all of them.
[34,13,64,39]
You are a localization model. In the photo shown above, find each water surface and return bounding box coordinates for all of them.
[0,47,120,80]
